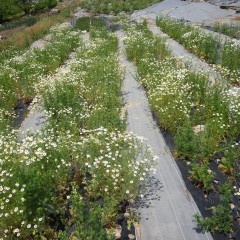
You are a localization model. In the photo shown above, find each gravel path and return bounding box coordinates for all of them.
[117,30,213,240]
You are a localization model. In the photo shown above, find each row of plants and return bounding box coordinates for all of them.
[124,22,240,237]
[156,16,240,86]
[0,26,157,239]
[0,23,81,133]
[212,22,240,40]
[79,0,162,14]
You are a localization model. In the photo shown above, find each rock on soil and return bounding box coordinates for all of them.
[193,0,240,13]
[30,39,48,50]
[43,33,53,41]
[71,7,91,18]
[50,8,60,15]
[128,234,135,240]
[114,225,122,239]
[0,35,7,40]
[192,125,205,134]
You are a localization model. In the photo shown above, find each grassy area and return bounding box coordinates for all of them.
[156,16,240,85]
[80,0,162,14]
[0,16,61,51]
[0,26,156,239]
[124,22,240,236]
[0,0,81,52]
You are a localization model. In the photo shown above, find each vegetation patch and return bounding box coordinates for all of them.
[74,17,106,32]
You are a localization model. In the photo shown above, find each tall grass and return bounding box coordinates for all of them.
[0,0,81,52]
[0,16,62,51]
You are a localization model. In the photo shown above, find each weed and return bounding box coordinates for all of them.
[195,183,233,234]
[189,162,215,192]
[175,122,198,159]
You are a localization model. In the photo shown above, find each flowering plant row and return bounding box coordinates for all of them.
[124,22,240,236]
[0,27,157,239]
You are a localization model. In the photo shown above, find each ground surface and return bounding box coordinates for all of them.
[131,0,240,25]
[117,31,213,240]
[127,1,240,239]
[18,1,240,239]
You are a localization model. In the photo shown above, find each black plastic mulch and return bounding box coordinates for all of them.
[161,129,240,240]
